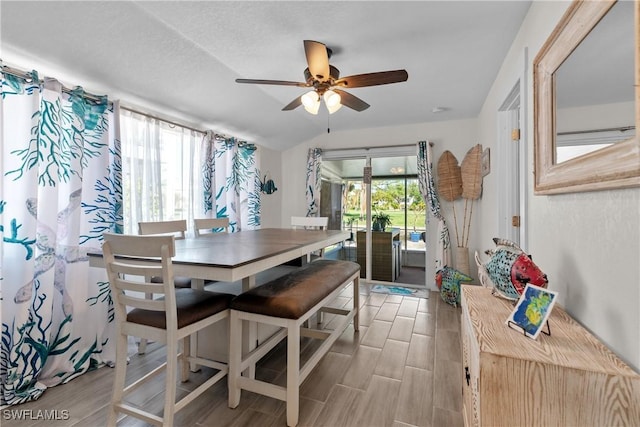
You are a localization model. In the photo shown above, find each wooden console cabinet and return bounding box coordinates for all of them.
[461,285,640,427]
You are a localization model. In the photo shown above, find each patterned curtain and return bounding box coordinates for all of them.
[417,140,451,271]
[305,148,322,216]
[201,131,260,231]
[0,72,122,405]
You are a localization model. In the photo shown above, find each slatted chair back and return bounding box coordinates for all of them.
[291,216,329,260]
[138,219,187,240]
[194,218,230,237]
[135,221,192,354]
[103,234,178,332]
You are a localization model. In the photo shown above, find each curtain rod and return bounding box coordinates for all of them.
[321,142,433,152]
[557,125,635,136]
[119,105,207,135]
[1,63,109,105]
[119,106,246,144]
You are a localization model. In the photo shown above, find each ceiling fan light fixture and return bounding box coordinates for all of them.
[326,103,342,114]
[323,90,342,114]
[237,41,407,114]
[301,90,320,114]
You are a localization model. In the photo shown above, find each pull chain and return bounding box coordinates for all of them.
[327,114,330,133]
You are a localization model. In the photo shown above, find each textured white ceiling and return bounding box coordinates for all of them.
[1,1,532,151]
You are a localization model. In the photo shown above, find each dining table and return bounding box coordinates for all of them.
[89,228,348,288]
[88,227,350,367]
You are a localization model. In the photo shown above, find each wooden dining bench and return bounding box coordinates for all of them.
[227,259,360,427]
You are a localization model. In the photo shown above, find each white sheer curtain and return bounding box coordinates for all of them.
[120,110,203,235]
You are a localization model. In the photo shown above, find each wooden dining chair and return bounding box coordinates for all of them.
[138,220,191,286]
[291,216,329,262]
[194,217,230,236]
[102,233,233,427]
[138,219,188,238]
[290,216,328,231]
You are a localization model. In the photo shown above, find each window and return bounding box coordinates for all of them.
[119,109,261,235]
[120,109,204,234]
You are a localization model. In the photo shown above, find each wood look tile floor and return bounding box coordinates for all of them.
[5,285,463,427]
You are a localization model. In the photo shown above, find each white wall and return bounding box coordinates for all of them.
[477,1,639,371]
[257,145,283,228]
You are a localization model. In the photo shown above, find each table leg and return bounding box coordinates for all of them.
[190,278,206,372]
[192,278,205,291]
[242,276,257,378]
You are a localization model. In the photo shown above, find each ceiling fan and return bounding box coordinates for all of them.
[235,40,408,115]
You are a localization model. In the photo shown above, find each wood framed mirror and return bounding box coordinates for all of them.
[533,0,640,195]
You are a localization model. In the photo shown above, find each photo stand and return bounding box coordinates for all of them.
[507,319,551,337]
[505,284,558,340]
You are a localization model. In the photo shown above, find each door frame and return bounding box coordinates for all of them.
[497,48,529,249]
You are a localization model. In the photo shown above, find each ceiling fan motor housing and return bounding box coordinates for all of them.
[304,65,340,93]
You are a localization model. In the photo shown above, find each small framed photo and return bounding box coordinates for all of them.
[481,147,491,177]
[506,284,558,340]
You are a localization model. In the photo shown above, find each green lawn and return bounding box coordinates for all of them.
[344,210,424,230]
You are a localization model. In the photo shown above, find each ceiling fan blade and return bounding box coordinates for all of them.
[304,40,331,82]
[236,78,308,87]
[282,96,302,111]
[334,69,408,88]
[333,89,370,112]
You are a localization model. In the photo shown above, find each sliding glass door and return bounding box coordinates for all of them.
[321,148,426,287]
[320,158,366,260]
[370,156,425,286]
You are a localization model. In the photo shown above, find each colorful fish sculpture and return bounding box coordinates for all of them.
[475,238,548,300]
[436,266,473,307]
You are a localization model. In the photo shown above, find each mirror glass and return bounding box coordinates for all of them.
[555,0,635,164]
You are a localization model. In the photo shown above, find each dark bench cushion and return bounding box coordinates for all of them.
[230,260,360,319]
[128,289,233,329]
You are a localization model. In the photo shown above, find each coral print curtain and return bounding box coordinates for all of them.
[201,131,261,231]
[0,71,121,405]
[417,140,451,271]
[305,148,322,216]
